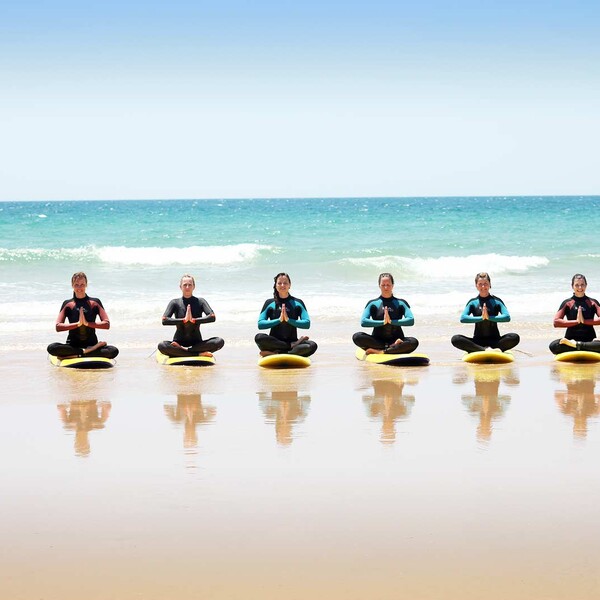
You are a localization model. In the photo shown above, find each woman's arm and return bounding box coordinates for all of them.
[287,299,310,329]
[390,300,414,327]
[488,299,511,323]
[553,301,578,328]
[258,300,280,329]
[360,300,384,328]
[459,300,481,324]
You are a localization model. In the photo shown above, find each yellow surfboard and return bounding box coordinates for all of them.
[462,349,514,364]
[554,350,600,363]
[155,350,216,366]
[258,354,311,369]
[355,348,430,366]
[49,354,115,369]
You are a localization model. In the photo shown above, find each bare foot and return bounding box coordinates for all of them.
[83,341,107,354]
[560,338,577,348]
[260,350,276,357]
[199,352,213,357]
[291,336,309,348]
[383,339,404,353]
[365,348,384,355]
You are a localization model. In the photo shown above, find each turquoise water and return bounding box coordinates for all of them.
[1,196,599,350]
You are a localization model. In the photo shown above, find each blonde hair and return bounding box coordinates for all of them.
[180,274,196,286]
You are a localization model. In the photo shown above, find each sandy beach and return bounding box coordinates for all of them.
[2,329,600,600]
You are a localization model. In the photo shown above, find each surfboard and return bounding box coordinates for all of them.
[554,350,600,363]
[49,354,115,369]
[355,348,430,366]
[258,354,311,369]
[462,349,514,364]
[155,350,216,366]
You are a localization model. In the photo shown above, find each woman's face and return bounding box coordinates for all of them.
[72,277,87,299]
[180,277,195,298]
[275,275,291,297]
[475,277,491,297]
[379,276,394,297]
[572,277,587,297]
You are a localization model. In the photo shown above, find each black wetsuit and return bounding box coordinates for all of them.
[47,295,119,359]
[550,295,600,354]
[158,296,224,357]
[255,295,317,357]
[352,295,419,354]
[451,294,519,353]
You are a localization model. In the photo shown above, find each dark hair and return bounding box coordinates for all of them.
[71,272,88,285]
[378,272,395,285]
[475,272,491,286]
[572,273,587,286]
[273,272,291,305]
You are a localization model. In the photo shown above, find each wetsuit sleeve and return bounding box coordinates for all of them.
[258,299,280,329]
[553,298,577,328]
[488,298,511,323]
[390,300,414,327]
[586,298,600,325]
[196,298,216,324]
[86,298,110,329]
[287,298,310,330]
[459,299,482,324]
[361,300,384,328]
[162,299,182,326]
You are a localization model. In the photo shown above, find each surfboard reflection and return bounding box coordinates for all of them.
[553,364,600,439]
[362,378,416,444]
[257,390,311,446]
[456,365,519,443]
[164,394,217,451]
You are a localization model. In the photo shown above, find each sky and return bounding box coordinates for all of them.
[1,0,599,201]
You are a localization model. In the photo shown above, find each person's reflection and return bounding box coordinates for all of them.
[553,365,600,439]
[458,366,519,442]
[362,379,415,444]
[164,394,216,449]
[258,390,311,445]
[57,400,111,457]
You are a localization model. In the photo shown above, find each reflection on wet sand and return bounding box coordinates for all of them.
[456,365,519,442]
[258,390,311,445]
[57,400,111,456]
[164,394,217,450]
[362,378,416,444]
[52,367,114,456]
[553,364,600,439]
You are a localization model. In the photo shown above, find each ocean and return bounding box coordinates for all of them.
[1,196,599,353]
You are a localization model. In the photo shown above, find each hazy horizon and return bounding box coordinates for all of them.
[2,1,599,201]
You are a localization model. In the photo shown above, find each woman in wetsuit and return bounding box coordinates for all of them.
[47,272,119,359]
[451,272,519,353]
[255,272,317,357]
[352,272,419,355]
[158,274,224,357]
[550,273,600,355]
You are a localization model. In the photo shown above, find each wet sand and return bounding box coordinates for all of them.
[2,338,600,600]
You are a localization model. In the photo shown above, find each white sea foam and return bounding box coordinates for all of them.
[0,243,275,266]
[340,253,549,279]
[96,243,274,266]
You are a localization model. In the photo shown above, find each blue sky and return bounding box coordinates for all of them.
[1,1,599,200]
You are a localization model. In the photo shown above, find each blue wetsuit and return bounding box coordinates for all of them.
[255,295,317,356]
[352,295,419,354]
[451,294,519,353]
